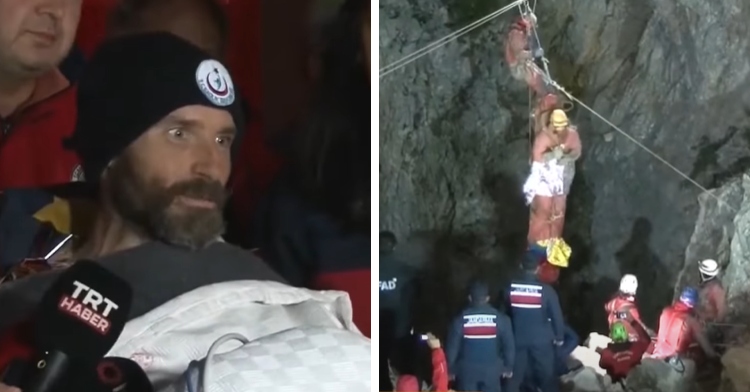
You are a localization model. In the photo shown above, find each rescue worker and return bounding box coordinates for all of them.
[379,230,417,391]
[504,13,561,131]
[0,0,84,188]
[524,109,581,243]
[650,287,718,360]
[446,282,515,392]
[395,333,449,392]
[597,322,650,383]
[505,254,564,392]
[504,14,546,97]
[604,274,653,343]
[696,259,727,323]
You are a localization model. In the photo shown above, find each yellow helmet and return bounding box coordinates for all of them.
[550,109,569,128]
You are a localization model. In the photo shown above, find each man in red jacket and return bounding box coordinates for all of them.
[597,322,649,382]
[0,0,84,189]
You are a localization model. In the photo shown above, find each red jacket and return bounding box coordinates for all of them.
[652,302,699,359]
[536,260,560,285]
[604,294,645,342]
[598,340,649,382]
[431,347,449,391]
[698,279,726,322]
[0,76,81,190]
[395,348,448,391]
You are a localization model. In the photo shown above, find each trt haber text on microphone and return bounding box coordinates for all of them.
[58,280,119,334]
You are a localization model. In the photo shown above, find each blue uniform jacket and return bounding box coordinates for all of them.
[379,252,417,338]
[445,303,515,373]
[505,272,564,346]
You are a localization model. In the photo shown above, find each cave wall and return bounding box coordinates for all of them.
[379,0,750,333]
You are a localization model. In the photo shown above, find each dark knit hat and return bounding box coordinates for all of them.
[64,32,245,182]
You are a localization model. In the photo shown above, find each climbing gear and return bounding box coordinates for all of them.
[679,287,699,308]
[610,321,629,343]
[698,259,719,280]
[619,274,638,296]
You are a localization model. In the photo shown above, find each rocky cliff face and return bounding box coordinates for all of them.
[379,0,750,333]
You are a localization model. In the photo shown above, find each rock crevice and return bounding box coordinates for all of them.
[380,0,750,333]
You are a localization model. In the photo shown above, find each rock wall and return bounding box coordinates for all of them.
[379,0,750,333]
[675,174,750,323]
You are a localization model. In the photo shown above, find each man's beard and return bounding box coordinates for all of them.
[106,158,228,250]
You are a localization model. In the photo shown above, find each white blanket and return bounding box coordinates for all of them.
[106,280,367,391]
[523,159,566,204]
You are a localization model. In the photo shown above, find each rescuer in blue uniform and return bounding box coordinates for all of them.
[446,282,515,392]
[505,253,565,392]
[379,231,417,391]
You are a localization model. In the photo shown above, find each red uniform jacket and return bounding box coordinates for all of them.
[698,279,726,322]
[598,340,649,382]
[394,348,448,391]
[604,294,645,342]
[652,302,700,359]
[431,347,449,391]
[0,74,81,190]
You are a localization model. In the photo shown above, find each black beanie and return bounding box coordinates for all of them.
[64,32,245,182]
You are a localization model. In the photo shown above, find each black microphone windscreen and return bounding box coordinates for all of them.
[97,357,153,392]
[35,260,133,360]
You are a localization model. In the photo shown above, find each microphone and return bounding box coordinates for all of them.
[18,260,133,392]
[96,357,154,392]
[62,357,154,392]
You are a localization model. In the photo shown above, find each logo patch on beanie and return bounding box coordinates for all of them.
[195,59,235,107]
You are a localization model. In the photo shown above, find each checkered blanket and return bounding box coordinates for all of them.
[107,280,370,391]
[167,327,370,392]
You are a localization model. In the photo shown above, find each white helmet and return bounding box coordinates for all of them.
[619,274,638,295]
[699,259,719,278]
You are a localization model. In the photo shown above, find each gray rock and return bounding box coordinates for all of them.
[674,174,750,322]
[379,0,750,333]
[625,358,695,392]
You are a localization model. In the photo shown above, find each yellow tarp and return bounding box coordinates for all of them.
[33,197,98,236]
[536,237,571,268]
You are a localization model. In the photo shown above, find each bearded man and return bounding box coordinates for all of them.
[0,32,285,332]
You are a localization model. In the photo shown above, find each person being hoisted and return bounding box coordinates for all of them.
[524,109,581,244]
[604,274,655,344]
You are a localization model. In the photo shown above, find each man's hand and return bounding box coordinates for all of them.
[502,372,513,378]
[553,340,564,346]
[0,383,21,392]
[426,332,441,350]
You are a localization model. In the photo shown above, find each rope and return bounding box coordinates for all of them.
[379,0,525,78]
